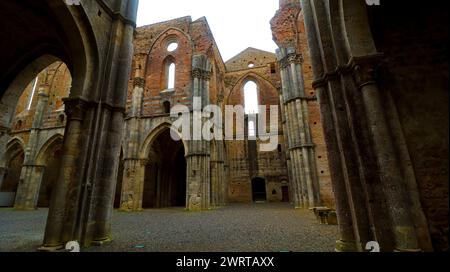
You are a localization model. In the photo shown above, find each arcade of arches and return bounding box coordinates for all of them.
[0,0,447,252]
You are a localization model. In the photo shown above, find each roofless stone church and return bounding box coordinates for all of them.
[0,0,447,252]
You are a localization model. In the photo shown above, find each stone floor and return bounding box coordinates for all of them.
[0,203,338,252]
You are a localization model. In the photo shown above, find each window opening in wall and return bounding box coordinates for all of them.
[167,42,178,52]
[168,63,175,89]
[244,81,259,114]
[163,101,171,114]
[248,120,256,137]
[27,76,39,110]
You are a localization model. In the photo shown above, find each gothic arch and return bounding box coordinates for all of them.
[35,134,64,166]
[1,138,26,177]
[139,122,188,209]
[145,27,193,99]
[0,137,25,206]
[33,134,64,208]
[4,138,26,162]
[146,27,193,57]
[0,0,138,249]
[226,72,279,109]
[0,55,60,132]
[140,122,188,159]
[0,1,100,101]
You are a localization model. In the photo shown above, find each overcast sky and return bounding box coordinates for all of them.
[136,0,279,62]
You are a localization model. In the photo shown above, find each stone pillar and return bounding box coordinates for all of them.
[82,18,136,244]
[352,56,421,251]
[120,73,144,212]
[276,48,320,208]
[40,0,137,249]
[312,81,358,252]
[300,0,359,251]
[299,0,432,252]
[0,125,11,190]
[187,54,212,211]
[217,142,226,206]
[15,89,48,209]
[210,93,226,207]
[41,97,89,250]
[211,140,226,207]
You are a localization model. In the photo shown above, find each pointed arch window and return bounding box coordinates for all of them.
[248,120,256,137]
[167,62,175,90]
[27,76,39,110]
[244,80,259,115]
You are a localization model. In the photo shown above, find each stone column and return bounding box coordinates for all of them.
[120,73,144,212]
[39,0,138,250]
[352,56,421,251]
[312,81,357,252]
[300,0,358,251]
[211,140,226,207]
[217,141,226,206]
[276,48,320,208]
[15,89,48,210]
[187,54,212,211]
[0,125,11,190]
[300,0,430,252]
[41,97,89,250]
[73,2,137,247]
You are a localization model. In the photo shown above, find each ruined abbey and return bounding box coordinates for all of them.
[0,0,448,252]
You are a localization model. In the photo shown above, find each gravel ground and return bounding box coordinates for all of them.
[0,203,338,252]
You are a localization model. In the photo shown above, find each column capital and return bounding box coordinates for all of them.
[140,158,149,166]
[349,53,384,89]
[37,91,49,98]
[63,97,91,121]
[133,77,145,88]
[192,68,211,81]
[279,52,304,68]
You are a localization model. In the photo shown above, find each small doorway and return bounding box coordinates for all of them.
[251,177,267,202]
[281,186,289,203]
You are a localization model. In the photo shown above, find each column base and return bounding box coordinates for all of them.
[335,239,357,252]
[13,207,38,211]
[91,236,113,246]
[394,248,422,252]
[37,244,64,252]
[119,208,143,212]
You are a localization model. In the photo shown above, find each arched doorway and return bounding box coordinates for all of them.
[143,128,186,208]
[281,185,290,203]
[0,140,25,207]
[251,177,267,202]
[0,0,137,249]
[36,136,64,208]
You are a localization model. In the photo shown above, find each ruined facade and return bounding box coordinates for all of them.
[1,7,334,214]
[118,16,333,211]
[0,0,447,252]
